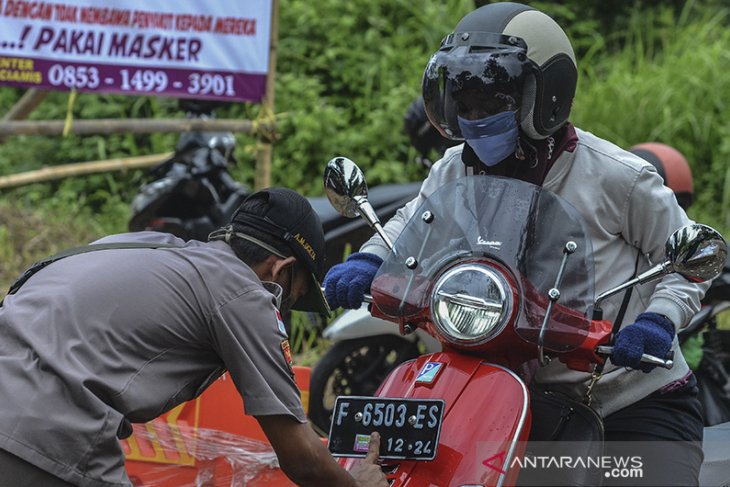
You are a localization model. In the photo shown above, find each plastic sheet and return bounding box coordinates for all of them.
[123,367,311,486]
[124,422,291,486]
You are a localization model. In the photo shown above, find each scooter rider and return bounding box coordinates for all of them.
[324,3,710,485]
[0,188,387,487]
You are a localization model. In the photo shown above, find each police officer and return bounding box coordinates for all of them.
[0,188,387,487]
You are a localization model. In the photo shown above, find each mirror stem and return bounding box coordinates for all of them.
[594,260,671,309]
[354,195,394,250]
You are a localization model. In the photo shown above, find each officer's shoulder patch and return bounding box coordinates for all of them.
[274,308,288,336]
[280,339,294,378]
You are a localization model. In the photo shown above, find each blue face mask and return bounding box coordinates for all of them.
[457,111,519,167]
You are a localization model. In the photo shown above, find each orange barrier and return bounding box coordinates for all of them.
[123,366,311,486]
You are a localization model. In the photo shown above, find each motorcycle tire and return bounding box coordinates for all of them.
[308,334,420,435]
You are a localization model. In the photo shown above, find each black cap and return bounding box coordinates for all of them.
[231,188,330,315]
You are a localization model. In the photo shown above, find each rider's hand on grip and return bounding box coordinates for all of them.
[611,312,675,372]
[350,432,388,487]
[323,252,383,309]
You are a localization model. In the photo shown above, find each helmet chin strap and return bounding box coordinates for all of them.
[516,136,539,168]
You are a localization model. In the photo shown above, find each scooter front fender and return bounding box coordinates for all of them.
[338,352,531,487]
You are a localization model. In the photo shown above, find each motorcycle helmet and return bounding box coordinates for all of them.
[629,142,694,210]
[422,2,577,141]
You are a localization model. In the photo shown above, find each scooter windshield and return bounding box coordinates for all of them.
[370,176,595,352]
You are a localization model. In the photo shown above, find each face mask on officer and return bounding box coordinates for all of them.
[279,265,297,315]
[274,259,308,315]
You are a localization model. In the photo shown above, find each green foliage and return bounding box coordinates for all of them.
[0,199,109,291]
[571,4,730,231]
[1,0,730,286]
[267,0,473,192]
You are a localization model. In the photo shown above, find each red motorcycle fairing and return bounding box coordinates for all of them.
[338,351,531,487]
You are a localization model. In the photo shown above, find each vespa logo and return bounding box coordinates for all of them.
[477,235,502,250]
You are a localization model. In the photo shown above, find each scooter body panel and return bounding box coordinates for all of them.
[338,352,530,487]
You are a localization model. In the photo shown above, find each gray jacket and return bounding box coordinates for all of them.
[361,127,709,417]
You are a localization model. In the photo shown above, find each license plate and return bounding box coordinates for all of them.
[328,396,444,460]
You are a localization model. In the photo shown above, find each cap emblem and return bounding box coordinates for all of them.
[293,233,316,260]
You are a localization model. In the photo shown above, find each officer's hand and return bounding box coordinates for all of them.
[323,252,383,309]
[611,312,675,372]
[349,432,388,487]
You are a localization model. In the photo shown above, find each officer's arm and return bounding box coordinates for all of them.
[257,414,386,486]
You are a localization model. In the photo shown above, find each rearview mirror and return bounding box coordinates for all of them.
[323,156,394,249]
[323,156,368,218]
[666,224,727,282]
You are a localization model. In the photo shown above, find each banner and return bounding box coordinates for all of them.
[0,0,272,102]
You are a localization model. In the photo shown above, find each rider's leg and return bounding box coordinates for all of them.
[602,373,704,487]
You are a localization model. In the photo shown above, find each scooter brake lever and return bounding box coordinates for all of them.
[595,345,674,370]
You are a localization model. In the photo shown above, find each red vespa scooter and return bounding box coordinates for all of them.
[321,157,727,487]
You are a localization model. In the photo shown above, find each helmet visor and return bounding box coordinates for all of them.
[422,32,532,140]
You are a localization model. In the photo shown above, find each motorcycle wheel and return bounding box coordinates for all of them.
[308,335,420,435]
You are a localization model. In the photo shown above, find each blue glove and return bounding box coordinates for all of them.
[324,252,383,309]
[611,312,675,373]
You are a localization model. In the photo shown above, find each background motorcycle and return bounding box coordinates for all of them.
[322,157,728,486]
[128,99,248,240]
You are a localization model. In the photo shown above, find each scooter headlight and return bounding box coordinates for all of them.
[430,263,513,346]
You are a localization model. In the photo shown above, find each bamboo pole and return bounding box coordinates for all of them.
[0,118,266,137]
[0,153,172,190]
[2,89,48,121]
[0,89,49,143]
[254,0,279,190]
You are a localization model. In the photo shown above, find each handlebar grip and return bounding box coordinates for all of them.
[595,345,674,370]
